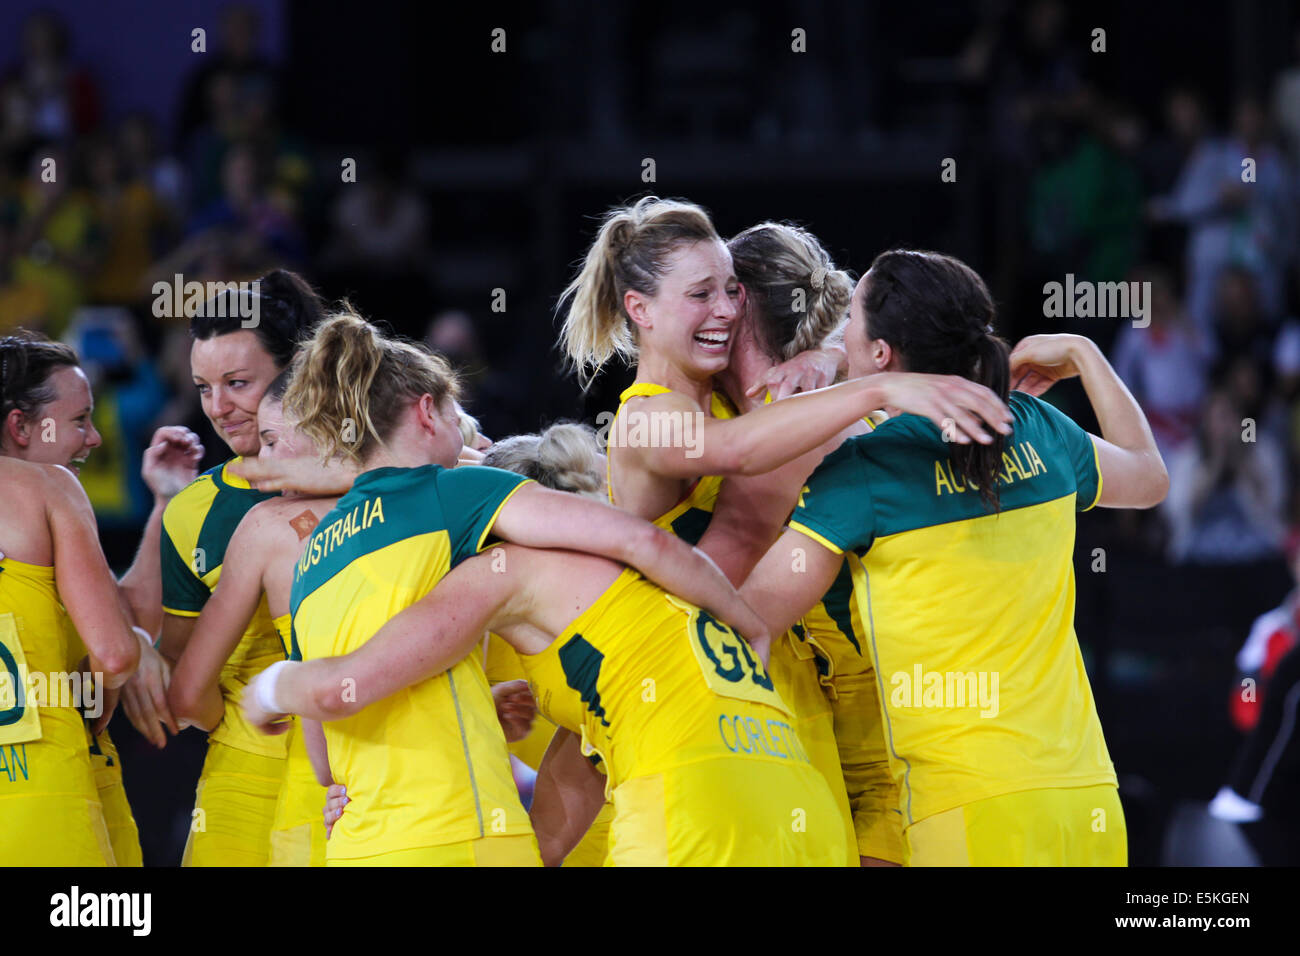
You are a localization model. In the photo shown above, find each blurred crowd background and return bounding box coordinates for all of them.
[3,0,1299,864]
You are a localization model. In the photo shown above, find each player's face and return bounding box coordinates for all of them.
[431,397,465,467]
[638,240,742,378]
[845,274,878,379]
[10,365,102,473]
[257,395,307,461]
[191,332,282,458]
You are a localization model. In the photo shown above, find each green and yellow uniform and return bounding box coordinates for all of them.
[290,464,540,867]
[268,613,328,867]
[518,567,848,866]
[0,556,114,865]
[789,392,1125,866]
[609,382,856,864]
[161,458,286,867]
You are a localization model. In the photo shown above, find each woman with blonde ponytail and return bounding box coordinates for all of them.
[557,196,1011,578]
[245,308,776,866]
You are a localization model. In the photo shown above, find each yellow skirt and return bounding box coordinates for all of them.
[91,730,143,867]
[903,783,1128,866]
[182,741,285,867]
[328,833,542,867]
[768,631,856,865]
[0,737,113,866]
[606,757,850,867]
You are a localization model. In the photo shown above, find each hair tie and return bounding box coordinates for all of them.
[810,267,827,292]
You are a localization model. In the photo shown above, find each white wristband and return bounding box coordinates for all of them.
[256,660,291,715]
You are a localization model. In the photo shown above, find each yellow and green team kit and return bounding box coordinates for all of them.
[289,464,541,867]
[788,391,1125,866]
[516,567,850,866]
[0,555,114,865]
[161,458,288,866]
[610,382,857,864]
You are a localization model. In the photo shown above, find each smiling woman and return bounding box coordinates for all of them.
[152,268,326,867]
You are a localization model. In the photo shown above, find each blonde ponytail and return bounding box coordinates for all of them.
[285,305,460,464]
[558,196,721,387]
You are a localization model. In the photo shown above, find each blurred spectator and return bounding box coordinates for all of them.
[1212,265,1279,370]
[1026,96,1144,295]
[1272,26,1300,161]
[84,134,175,306]
[425,309,487,408]
[321,152,430,274]
[181,142,303,269]
[1111,267,1213,460]
[0,11,101,149]
[176,4,279,153]
[118,112,187,222]
[1150,96,1294,336]
[0,141,104,334]
[1163,379,1288,566]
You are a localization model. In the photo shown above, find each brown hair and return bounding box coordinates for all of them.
[728,222,852,361]
[862,249,1011,511]
[0,331,81,436]
[284,306,460,464]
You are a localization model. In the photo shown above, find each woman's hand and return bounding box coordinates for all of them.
[874,372,1013,444]
[229,455,359,495]
[119,630,180,748]
[323,783,349,838]
[141,426,204,499]
[492,679,537,742]
[1009,334,1095,396]
[747,347,842,401]
[241,665,293,736]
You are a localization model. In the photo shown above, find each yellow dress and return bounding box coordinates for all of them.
[0,555,114,865]
[162,459,287,866]
[518,568,849,866]
[609,382,855,864]
[66,629,143,867]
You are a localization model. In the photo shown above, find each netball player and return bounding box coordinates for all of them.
[265,308,774,865]
[726,250,1169,865]
[0,454,139,865]
[244,537,852,866]
[165,370,336,865]
[0,332,202,866]
[709,221,901,866]
[156,269,326,866]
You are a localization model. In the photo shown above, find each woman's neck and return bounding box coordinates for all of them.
[635,350,714,410]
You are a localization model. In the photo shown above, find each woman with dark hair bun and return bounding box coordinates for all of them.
[725,248,1169,866]
[152,268,326,866]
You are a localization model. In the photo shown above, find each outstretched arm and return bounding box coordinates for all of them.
[242,554,511,729]
[739,527,846,638]
[624,372,1010,481]
[491,483,767,642]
